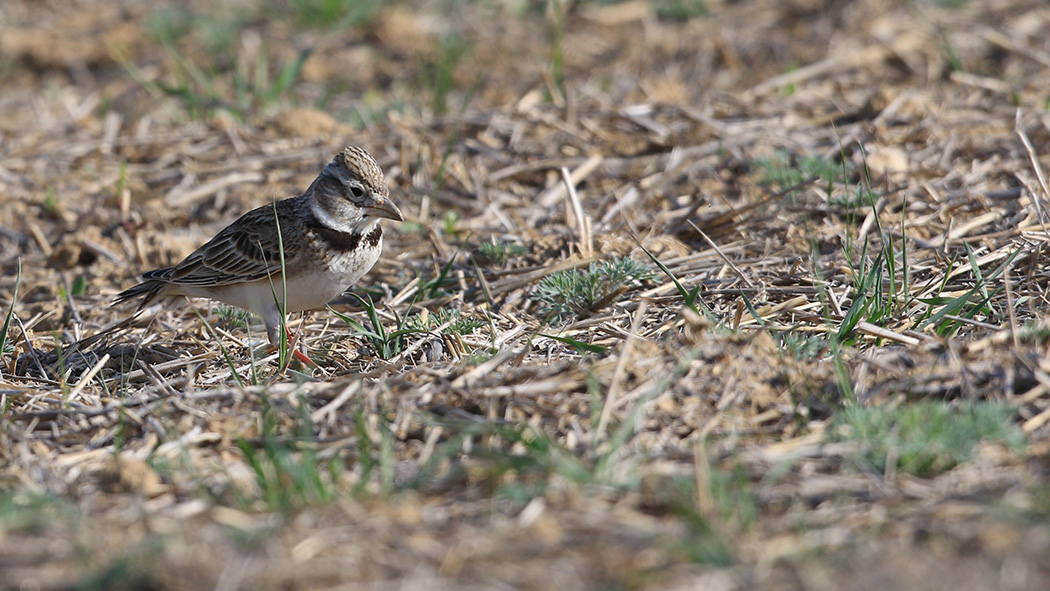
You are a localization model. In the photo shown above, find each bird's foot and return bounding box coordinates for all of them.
[284,327,318,368]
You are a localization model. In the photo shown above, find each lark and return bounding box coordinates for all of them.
[114,146,403,362]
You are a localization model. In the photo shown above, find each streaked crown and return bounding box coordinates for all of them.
[307,145,402,229]
[316,146,388,202]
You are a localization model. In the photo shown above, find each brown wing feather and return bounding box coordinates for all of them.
[163,197,307,287]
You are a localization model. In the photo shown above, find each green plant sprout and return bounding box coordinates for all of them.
[531,257,654,324]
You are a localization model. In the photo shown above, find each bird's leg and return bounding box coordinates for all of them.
[263,306,317,367]
[284,326,317,367]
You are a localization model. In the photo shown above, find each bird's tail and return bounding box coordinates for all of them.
[113,269,173,309]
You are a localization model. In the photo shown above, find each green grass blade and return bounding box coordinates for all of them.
[267,201,290,368]
[328,307,380,340]
[265,47,312,104]
[192,307,245,387]
[739,292,765,326]
[635,240,716,321]
[538,333,609,354]
[918,244,1024,332]
[837,251,883,341]
[424,249,462,298]
[0,259,22,371]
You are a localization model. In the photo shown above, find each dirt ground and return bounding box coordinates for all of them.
[4,0,1050,589]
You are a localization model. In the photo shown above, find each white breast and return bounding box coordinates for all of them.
[285,236,383,312]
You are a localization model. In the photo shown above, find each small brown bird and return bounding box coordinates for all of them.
[115,146,403,360]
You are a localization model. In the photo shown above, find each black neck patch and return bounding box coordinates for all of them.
[307,220,382,253]
[364,225,383,248]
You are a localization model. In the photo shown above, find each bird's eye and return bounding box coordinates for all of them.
[349,186,365,198]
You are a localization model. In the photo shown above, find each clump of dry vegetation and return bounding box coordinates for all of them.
[3,0,1050,589]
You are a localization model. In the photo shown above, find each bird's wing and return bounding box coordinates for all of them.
[163,198,306,287]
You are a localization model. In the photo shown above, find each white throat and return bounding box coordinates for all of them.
[309,199,377,234]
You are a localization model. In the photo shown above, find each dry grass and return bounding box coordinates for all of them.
[4,0,1050,589]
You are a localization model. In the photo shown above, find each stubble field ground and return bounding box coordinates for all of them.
[3,0,1050,589]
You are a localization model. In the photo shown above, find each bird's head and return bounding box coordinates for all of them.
[310,146,404,230]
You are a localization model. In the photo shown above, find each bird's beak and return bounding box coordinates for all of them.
[365,197,404,222]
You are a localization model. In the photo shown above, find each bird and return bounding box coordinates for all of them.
[114,146,403,363]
